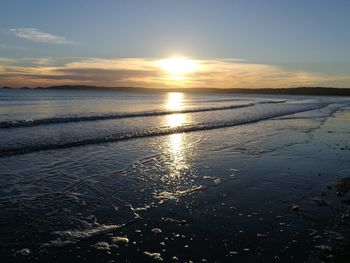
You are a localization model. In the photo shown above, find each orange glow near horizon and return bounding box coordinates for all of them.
[0,57,330,89]
[156,57,199,82]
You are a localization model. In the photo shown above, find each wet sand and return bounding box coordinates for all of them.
[7,108,350,262]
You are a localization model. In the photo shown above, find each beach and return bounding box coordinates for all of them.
[1,89,350,262]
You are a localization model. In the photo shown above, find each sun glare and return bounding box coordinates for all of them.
[165,92,187,126]
[156,57,199,80]
[166,92,184,111]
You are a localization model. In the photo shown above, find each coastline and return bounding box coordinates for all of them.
[2,85,350,97]
[7,103,350,262]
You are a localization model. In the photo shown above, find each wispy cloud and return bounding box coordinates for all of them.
[0,44,24,49]
[9,28,76,44]
[0,57,347,88]
[0,57,16,64]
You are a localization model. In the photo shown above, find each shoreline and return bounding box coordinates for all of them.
[7,105,350,262]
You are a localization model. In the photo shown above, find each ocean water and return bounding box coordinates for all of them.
[1,89,348,156]
[1,88,350,262]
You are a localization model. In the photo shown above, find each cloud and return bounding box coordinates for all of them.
[0,57,347,88]
[189,60,323,88]
[0,57,16,63]
[0,44,25,49]
[9,28,76,44]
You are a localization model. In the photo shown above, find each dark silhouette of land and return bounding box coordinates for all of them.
[2,85,350,96]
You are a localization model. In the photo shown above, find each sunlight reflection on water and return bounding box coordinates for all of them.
[163,92,190,180]
[166,92,184,111]
[165,92,187,128]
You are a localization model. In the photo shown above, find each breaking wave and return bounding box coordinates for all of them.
[0,102,330,157]
[0,101,286,129]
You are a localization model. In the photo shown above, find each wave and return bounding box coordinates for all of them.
[0,101,285,129]
[0,102,330,157]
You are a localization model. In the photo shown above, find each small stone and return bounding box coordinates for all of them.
[93,242,110,251]
[143,251,163,262]
[291,204,300,211]
[151,228,162,234]
[16,248,31,256]
[111,236,129,245]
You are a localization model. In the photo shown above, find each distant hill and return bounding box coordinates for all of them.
[223,87,350,96]
[38,85,153,92]
[2,85,350,96]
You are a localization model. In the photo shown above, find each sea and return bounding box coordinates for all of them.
[1,88,350,262]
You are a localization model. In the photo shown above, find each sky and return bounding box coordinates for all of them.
[1,0,350,88]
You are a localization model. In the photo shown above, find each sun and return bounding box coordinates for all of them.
[156,57,199,80]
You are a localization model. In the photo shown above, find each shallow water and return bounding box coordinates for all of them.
[1,89,350,262]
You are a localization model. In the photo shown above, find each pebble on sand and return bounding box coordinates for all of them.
[93,242,110,251]
[151,228,162,234]
[111,236,129,245]
[291,204,300,211]
[143,251,163,262]
[15,248,31,256]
